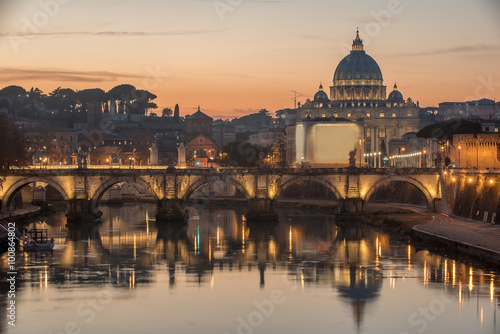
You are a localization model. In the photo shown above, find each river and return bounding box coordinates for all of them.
[1,203,499,334]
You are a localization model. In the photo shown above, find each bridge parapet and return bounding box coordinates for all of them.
[1,167,447,221]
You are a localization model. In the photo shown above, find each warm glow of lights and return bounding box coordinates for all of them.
[489,179,494,184]
[468,178,473,183]
[217,226,220,247]
[209,237,212,262]
[423,261,428,287]
[469,267,474,292]
[452,261,456,287]
[458,282,463,309]
[444,259,448,284]
[133,234,137,260]
[452,178,456,182]
[407,245,412,270]
[129,270,135,290]
[289,226,293,257]
[490,276,495,303]
[242,220,246,254]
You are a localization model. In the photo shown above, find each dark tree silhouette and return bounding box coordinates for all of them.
[0,114,29,170]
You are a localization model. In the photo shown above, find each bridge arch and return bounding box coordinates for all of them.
[363,176,434,210]
[90,176,161,212]
[1,177,70,213]
[182,175,250,200]
[275,175,342,201]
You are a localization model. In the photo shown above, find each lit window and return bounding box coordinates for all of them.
[406,110,412,117]
[392,113,396,117]
[366,128,371,137]
[495,128,499,133]
[347,113,351,117]
[379,112,385,117]
[333,113,338,118]
[366,113,371,117]
[321,113,326,118]
[124,141,127,145]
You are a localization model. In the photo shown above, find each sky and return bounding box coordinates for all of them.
[0,0,499,119]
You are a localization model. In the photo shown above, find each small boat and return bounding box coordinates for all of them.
[23,229,54,252]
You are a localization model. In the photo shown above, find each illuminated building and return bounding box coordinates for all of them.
[296,30,420,166]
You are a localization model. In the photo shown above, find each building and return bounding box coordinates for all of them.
[451,134,500,170]
[185,134,218,167]
[294,120,364,168]
[212,120,236,147]
[295,30,421,163]
[248,128,283,148]
[438,99,499,120]
[185,107,213,142]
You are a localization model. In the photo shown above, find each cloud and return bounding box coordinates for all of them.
[0,67,146,83]
[0,29,226,39]
[389,44,500,58]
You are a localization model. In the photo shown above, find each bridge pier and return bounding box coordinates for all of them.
[66,199,102,224]
[245,198,279,222]
[432,198,442,213]
[156,198,187,223]
[339,198,364,214]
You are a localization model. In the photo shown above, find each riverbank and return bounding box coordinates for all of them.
[0,205,41,222]
[352,203,500,267]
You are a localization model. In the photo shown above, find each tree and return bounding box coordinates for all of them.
[220,141,267,167]
[173,104,180,123]
[107,84,136,114]
[0,85,26,98]
[0,114,29,170]
[416,118,482,146]
[162,107,173,117]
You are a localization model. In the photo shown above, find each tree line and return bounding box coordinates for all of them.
[0,84,159,122]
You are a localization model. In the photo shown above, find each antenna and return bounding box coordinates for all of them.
[290,90,303,109]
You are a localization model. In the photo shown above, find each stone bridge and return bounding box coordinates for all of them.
[0,167,444,222]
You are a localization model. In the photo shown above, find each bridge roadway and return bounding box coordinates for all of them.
[1,166,444,223]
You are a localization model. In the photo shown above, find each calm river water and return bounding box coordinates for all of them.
[1,203,499,334]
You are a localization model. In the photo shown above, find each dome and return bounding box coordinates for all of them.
[333,30,383,82]
[387,83,404,102]
[313,84,330,104]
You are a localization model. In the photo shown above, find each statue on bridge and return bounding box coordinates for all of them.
[349,150,356,168]
[77,148,88,169]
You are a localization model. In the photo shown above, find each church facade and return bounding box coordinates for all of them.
[296,30,421,167]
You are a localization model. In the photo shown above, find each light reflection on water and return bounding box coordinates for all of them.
[1,203,499,334]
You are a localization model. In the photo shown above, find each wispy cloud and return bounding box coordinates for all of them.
[389,44,500,57]
[0,67,146,83]
[0,29,226,38]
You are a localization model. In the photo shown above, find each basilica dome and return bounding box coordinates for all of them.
[333,51,383,82]
[387,83,404,102]
[314,84,330,104]
[330,30,386,103]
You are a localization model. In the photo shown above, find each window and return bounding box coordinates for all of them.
[347,113,351,117]
[366,113,371,117]
[379,125,386,138]
[333,113,338,118]
[366,128,371,137]
[321,113,326,118]
[392,113,396,117]
[406,110,413,117]
[379,112,385,117]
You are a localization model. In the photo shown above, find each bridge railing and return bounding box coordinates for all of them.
[6,165,454,175]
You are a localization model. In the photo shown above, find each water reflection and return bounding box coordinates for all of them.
[1,204,499,334]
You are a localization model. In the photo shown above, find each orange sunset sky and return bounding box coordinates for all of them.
[1,0,499,119]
